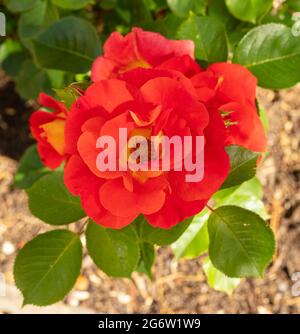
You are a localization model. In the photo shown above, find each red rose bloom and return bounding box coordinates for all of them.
[64,66,232,229]
[31,28,267,230]
[191,62,267,152]
[30,93,68,169]
[91,27,194,81]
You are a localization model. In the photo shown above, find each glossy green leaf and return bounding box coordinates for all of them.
[18,0,59,49]
[234,24,300,89]
[14,230,82,306]
[27,172,86,225]
[32,16,101,73]
[2,51,30,79]
[222,146,259,189]
[86,221,139,278]
[215,177,269,219]
[225,0,273,24]
[146,13,183,39]
[177,15,228,63]
[208,0,238,33]
[208,206,275,278]
[6,0,41,13]
[0,39,22,65]
[203,258,240,295]
[51,0,93,9]
[15,59,52,99]
[136,242,155,278]
[172,211,209,259]
[14,145,50,189]
[167,0,208,17]
[137,216,192,246]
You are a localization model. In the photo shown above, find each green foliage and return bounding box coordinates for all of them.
[172,211,209,259]
[14,145,50,189]
[222,146,259,189]
[15,59,53,99]
[86,221,140,278]
[31,16,101,73]
[51,0,94,10]
[234,24,300,89]
[6,0,41,13]
[173,177,269,265]
[177,15,228,63]
[215,177,269,220]
[136,215,192,246]
[18,0,59,50]
[167,0,208,18]
[2,0,299,304]
[136,242,155,278]
[225,0,273,24]
[203,258,240,295]
[27,172,86,225]
[14,230,82,306]
[208,206,275,278]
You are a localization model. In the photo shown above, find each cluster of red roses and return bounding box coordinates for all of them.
[30,28,266,229]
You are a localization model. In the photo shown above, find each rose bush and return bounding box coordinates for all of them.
[29,29,267,231]
[2,0,298,305]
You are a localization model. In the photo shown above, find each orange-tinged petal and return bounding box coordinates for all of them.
[40,119,65,155]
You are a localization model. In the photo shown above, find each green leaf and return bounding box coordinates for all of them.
[167,0,208,18]
[233,24,300,89]
[47,69,73,90]
[15,59,52,99]
[208,206,275,278]
[86,221,139,278]
[222,146,259,189]
[6,0,41,13]
[145,13,183,39]
[14,230,82,306]
[137,216,192,246]
[259,104,269,133]
[27,172,86,225]
[203,258,240,295]
[99,0,118,10]
[31,16,101,73]
[0,39,22,65]
[51,0,93,9]
[225,0,273,24]
[18,0,59,49]
[215,177,269,220]
[177,15,228,63]
[172,211,209,259]
[2,51,30,79]
[136,242,155,278]
[54,82,88,109]
[208,0,238,33]
[288,0,300,11]
[14,145,50,189]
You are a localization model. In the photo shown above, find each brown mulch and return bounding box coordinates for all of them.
[0,75,300,314]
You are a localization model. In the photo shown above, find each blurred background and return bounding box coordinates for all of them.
[0,0,300,314]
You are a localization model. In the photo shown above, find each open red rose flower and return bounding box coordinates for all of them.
[30,28,267,229]
[91,27,194,81]
[30,93,68,169]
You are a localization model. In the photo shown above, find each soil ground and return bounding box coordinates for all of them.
[0,70,300,314]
